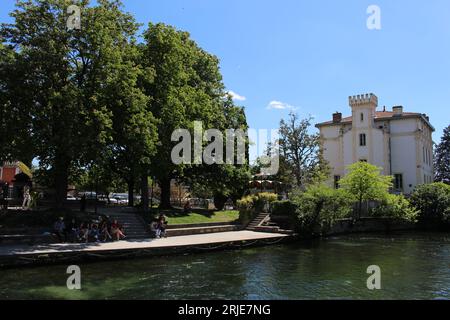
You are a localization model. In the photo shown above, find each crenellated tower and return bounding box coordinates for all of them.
[349,93,378,129]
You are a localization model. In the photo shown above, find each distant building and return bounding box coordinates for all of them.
[0,161,32,199]
[0,161,21,185]
[316,93,435,194]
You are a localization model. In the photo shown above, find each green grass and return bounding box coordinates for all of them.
[143,209,239,225]
[166,210,239,225]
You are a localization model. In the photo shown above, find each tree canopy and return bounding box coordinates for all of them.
[340,161,392,218]
[1,1,250,209]
[434,125,450,185]
[140,23,249,208]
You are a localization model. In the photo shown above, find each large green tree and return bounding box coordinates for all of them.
[1,0,158,208]
[140,23,235,209]
[434,125,450,185]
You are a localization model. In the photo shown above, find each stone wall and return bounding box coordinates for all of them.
[327,217,416,236]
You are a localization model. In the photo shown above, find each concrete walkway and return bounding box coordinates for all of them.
[0,230,288,257]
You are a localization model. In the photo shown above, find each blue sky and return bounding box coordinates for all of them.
[1,0,449,145]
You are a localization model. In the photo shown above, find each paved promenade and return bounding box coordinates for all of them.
[0,231,289,260]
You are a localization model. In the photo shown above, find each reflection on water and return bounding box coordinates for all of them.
[1,233,449,300]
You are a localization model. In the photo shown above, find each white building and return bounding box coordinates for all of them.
[316,93,434,194]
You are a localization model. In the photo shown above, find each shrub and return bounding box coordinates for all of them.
[290,185,353,236]
[271,200,298,230]
[236,193,277,212]
[371,194,418,222]
[410,183,450,226]
[271,200,297,217]
[236,195,256,211]
[237,193,278,225]
[253,192,278,212]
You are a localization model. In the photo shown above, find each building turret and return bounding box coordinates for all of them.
[349,93,378,129]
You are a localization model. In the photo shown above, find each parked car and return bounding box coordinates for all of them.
[110,193,129,205]
[78,191,97,200]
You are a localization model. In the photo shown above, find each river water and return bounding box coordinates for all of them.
[1,232,449,300]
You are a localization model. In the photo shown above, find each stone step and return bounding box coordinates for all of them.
[246,213,271,231]
[106,213,150,239]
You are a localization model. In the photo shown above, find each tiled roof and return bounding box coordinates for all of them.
[316,111,426,127]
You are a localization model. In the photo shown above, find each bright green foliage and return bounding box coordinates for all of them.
[290,185,353,236]
[237,192,278,225]
[340,162,392,218]
[410,183,450,225]
[372,194,418,222]
[236,195,256,211]
[237,192,278,211]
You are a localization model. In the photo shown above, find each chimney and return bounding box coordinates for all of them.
[393,106,403,116]
[333,112,342,123]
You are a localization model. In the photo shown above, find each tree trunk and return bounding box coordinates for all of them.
[358,197,363,219]
[159,177,172,209]
[141,174,149,213]
[213,193,227,211]
[128,178,134,207]
[54,155,70,209]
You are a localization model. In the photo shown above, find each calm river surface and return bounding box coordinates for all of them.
[1,232,450,300]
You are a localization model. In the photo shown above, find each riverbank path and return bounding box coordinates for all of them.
[0,230,289,257]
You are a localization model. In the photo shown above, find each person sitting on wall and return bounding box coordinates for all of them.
[66,218,78,243]
[150,219,159,238]
[157,214,168,238]
[111,219,126,241]
[90,223,100,242]
[100,216,112,242]
[53,217,66,243]
[78,222,89,243]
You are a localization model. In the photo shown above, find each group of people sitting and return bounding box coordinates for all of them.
[149,214,168,238]
[53,215,126,243]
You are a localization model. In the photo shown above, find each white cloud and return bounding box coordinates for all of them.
[267,100,298,110]
[227,90,246,101]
